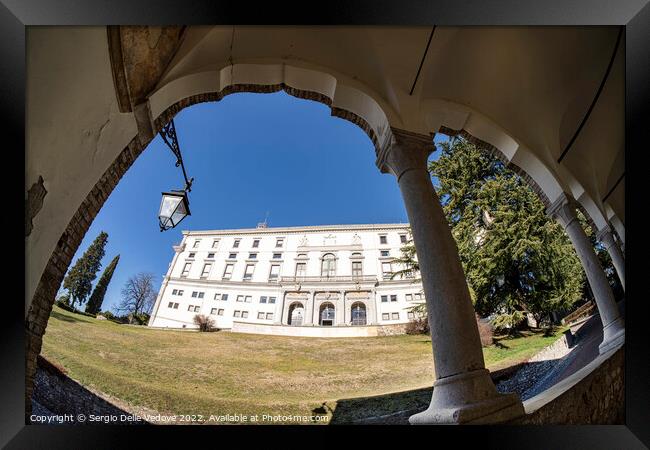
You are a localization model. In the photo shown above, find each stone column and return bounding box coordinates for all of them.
[596,225,625,291]
[304,291,314,326]
[377,128,524,424]
[337,291,346,325]
[547,195,625,354]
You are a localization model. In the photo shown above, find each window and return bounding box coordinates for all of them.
[276,238,284,248]
[400,234,408,244]
[168,302,174,308]
[188,253,196,258]
[228,253,237,259]
[382,313,390,320]
[352,261,363,278]
[272,253,282,259]
[201,263,212,278]
[207,253,215,259]
[408,312,415,319]
[381,295,388,303]
[351,302,367,326]
[195,306,201,312]
[390,295,397,302]
[214,293,221,301]
[248,253,257,259]
[234,310,241,318]
[268,297,276,304]
[406,294,413,302]
[321,253,336,277]
[242,311,249,319]
[188,305,194,311]
[382,262,392,277]
[193,240,201,248]
[223,264,234,280]
[392,312,400,320]
[379,235,387,244]
[414,293,423,301]
[212,239,220,248]
[211,308,218,315]
[177,290,184,296]
[191,291,198,298]
[257,312,265,319]
[181,262,192,277]
[380,250,390,257]
[252,239,260,248]
[173,303,179,309]
[295,262,306,277]
[222,294,229,301]
[260,296,267,304]
[236,295,244,302]
[245,296,252,303]
[243,264,255,281]
[269,264,280,281]
[172,289,178,295]
[233,239,240,248]
[218,309,224,316]
[266,312,273,320]
[297,253,307,258]
[198,292,204,299]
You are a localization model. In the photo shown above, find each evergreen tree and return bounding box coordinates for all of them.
[63,231,109,308]
[85,254,120,314]
[428,138,585,326]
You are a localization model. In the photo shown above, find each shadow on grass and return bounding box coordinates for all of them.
[49,309,89,323]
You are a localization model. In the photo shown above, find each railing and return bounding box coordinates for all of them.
[280,275,378,283]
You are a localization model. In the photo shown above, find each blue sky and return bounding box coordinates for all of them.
[62,91,447,312]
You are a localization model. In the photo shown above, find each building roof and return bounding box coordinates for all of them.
[182,223,411,236]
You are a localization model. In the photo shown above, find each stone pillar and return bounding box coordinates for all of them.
[337,291,346,326]
[304,292,314,326]
[596,225,625,291]
[547,195,625,354]
[377,128,524,424]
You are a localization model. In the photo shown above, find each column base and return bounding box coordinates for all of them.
[409,368,525,425]
[599,318,625,355]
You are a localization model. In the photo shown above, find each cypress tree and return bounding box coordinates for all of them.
[86,254,120,314]
[63,231,109,308]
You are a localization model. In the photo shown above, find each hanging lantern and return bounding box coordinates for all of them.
[158,190,191,231]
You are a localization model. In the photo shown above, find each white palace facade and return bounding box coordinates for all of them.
[148,223,425,337]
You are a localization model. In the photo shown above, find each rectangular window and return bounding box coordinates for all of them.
[201,263,212,278]
[269,264,280,281]
[192,291,198,298]
[233,239,240,248]
[257,312,265,319]
[405,294,412,302]
[415,293,423,301]
[211,308,218,315]
[218,309,224,316]
[390,295,397,302]
[295,263,306,277]
[234,310,241,318]
[188,252,196,258]
[382,262,392,276]
[380,250,390,257]
[207,253,215,259]
[194,306,201,312]
[260,296,267,304]
[252,239,260,248]
[245,296,252,303]
[382,313,390,320]
[193,240,201,248]
[379,235,388,244]
[168,302,174,308]
[222,294,229,301]
[214,293,221,301]
[408,312,415,319]
[266,312,274,320]
[276,238,284,248]
[212,239,220,248]
[223,264,234,280]
[381,295,388,303]
[268,297,276,304]
[352,261,363,277]
[248,253,257,259]
[272,253,282,260]
[236,295,244,302]
[181,262,192,277]
[198,292,204,299]
[177,290,184,296]
[392,312,400,320]
[172,289,178,295]
[188,305,194,311]
[173,303,179,309]
[243,264,255,280]
[242,311,249,319]
[400,234,407,244]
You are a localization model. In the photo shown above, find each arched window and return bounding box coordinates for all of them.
[351,302,367,326]
[320,302,335,326]
[321,253,336,278]
[287,302,304,326]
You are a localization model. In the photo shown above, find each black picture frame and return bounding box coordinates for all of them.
[4,0,649,447]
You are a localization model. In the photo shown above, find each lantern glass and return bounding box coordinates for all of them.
[159,191,190,231]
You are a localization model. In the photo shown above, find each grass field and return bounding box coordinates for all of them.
[41,305,566,424]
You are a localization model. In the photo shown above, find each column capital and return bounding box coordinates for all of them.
[376,127,435,180]
[595,224,614,244]
[546,193,579,229]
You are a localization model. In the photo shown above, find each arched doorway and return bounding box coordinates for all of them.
[319,302,335,326]
[287,302,304,326]
[350,302,367,326]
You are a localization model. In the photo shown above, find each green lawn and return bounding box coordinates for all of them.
[41,305,566,424]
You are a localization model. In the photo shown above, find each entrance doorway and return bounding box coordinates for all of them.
[288,303,304,326]
[320,302,335,326]
[351,302,367,326]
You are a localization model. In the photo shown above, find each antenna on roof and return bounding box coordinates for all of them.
[257,211,270,229]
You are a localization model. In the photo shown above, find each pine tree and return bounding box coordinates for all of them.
[63,231,109,308]
[85,254,120,314]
